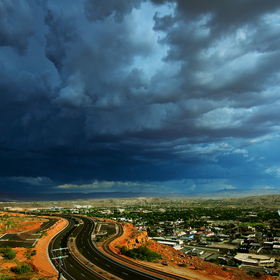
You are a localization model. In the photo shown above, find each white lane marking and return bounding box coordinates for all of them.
[122,272,128,275]
[85,225,157,280]
[81,273,85,277]
[106,264,110,267]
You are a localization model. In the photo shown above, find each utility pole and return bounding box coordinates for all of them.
[52,248,68,280]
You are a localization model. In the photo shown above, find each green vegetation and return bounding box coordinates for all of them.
[12,263,32,274]
[26,249,36,260]
[222,266,228,271]
[121,245,161,262]
[0,247,17,260]
[40,231,48,237]
[0,276,12,280]
[2,214,9,219]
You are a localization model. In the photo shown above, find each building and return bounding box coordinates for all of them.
[234,253,275,267]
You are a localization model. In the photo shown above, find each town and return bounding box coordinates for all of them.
[4,198,280,278]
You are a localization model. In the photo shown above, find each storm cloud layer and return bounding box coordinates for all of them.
[1,0,280,194]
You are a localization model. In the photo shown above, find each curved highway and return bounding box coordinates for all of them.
[48,216,106,280]
[47,214,191,280]
[8,211,191,279]
[76,216,193,280]
[76,216,164,280]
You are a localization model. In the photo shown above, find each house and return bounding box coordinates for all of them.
[115,208,125,214]
[203,231,215,237]
[152,237,183,246]
[248,243,261,254]
[232,239,244,245]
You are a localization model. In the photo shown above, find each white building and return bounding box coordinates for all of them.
[234,253,275,267]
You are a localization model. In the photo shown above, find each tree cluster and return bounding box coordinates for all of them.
[121,245,161,262]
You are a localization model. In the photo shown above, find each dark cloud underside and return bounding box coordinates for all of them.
[1,0,280,193]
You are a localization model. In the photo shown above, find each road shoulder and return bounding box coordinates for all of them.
[32,217,68,279]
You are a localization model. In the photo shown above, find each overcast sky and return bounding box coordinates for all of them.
[1,0,280,195]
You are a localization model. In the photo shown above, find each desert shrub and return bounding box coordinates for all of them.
[4,247,16,260]
[0,275,10,280]
[121,245,161,262]
[13,263,32,274]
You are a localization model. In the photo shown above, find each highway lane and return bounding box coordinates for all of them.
[7,211,191,279]
[76,216,166,280]
[48,217,106,280]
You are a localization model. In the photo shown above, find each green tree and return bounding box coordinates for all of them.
[121,245,161,262]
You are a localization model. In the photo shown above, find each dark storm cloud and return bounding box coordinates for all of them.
[1,0,280,194]
[152,0,280,95]
[0,0,34,55]
[84,0,143,22]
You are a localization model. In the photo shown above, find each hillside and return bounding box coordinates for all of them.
[108,222,274,280]
[228,194,280,206]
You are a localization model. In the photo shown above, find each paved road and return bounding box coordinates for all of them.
[7,211,191,279]
[48,217,106,280]
[76,216,164,280]
[46,214,191,280]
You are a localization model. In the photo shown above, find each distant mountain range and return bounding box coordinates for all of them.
[0,188,280,202]
[0,191,160,202]
[182,188,280,198]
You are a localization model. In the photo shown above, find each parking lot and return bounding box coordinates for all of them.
[0,233,40,247]
[98,223,117,236]
[0,217,57,248]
